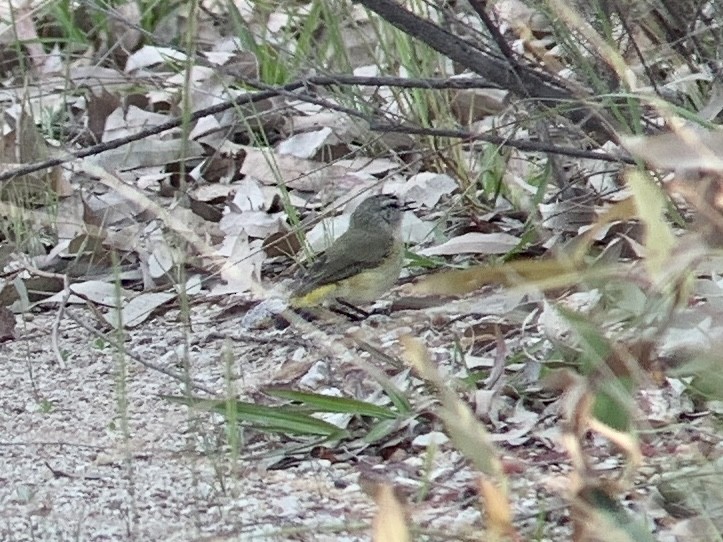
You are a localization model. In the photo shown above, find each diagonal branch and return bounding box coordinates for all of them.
[355,0,618,140]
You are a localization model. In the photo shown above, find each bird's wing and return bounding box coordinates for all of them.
[294,230,394,295]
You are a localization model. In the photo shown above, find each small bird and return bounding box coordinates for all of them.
[289,193,406,310]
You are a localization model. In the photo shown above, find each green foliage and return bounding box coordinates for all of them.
[164,389,410,446]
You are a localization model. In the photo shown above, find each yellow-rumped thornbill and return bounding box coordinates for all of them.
[289,194,406,309]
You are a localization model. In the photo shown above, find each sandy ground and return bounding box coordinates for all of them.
[0,303,394,541]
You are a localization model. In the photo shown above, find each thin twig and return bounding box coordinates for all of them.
[50,274,70,370]
[368,122,632,163]
[0,71,623,185]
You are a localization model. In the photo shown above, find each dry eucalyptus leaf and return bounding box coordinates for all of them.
[148,240,177,280]
[190,184,235,203]
[227,179,266,212]
[87,89,121,143]
[335,157,399,176]
[188,198,222,222]
[399,172,457,208]
[285,111,365,142]
[221,210,286,239]
[450,86,510,122]
[188,115,221,143]
[206,50,259,80]
[103,105,172,141]
[277,127,336,159]
[401,212,438,244]
[109,1,143,53]
[622,129,723,172]
[124,45,188,72]
[411,431,449,447]
[193,151,245,184]
[104,291,176,329]
[42,280,131,306]
[90,139,204,171]
[215,235,265,295]
[83,189,150,227]
[420,232,520,256]
[240,146,342,186]
[3,276,65,307]
[14,105,48,163]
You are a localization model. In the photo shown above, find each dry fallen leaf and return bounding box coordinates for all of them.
[398,172,457,208]
[125,45,188,72]
[104,291,176,329]
[420,232,521,256]
[621,128,723,172]
[277,127,337,159]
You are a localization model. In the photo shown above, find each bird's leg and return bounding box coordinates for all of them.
[332,298,370,320]
[368,304,392,316]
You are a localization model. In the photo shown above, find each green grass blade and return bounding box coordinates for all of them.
[265,389,399,419]
[161,395,348,437]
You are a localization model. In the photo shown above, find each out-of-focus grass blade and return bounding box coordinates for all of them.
[162,395,348,437]
[410,257,588,297]
[625,169,676,284]
[353,340,413,414]
[400,336,504,479]
[371,483,410,542]
[364,418,402,444]
[574,486,656,542]
[265,389,399,419]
